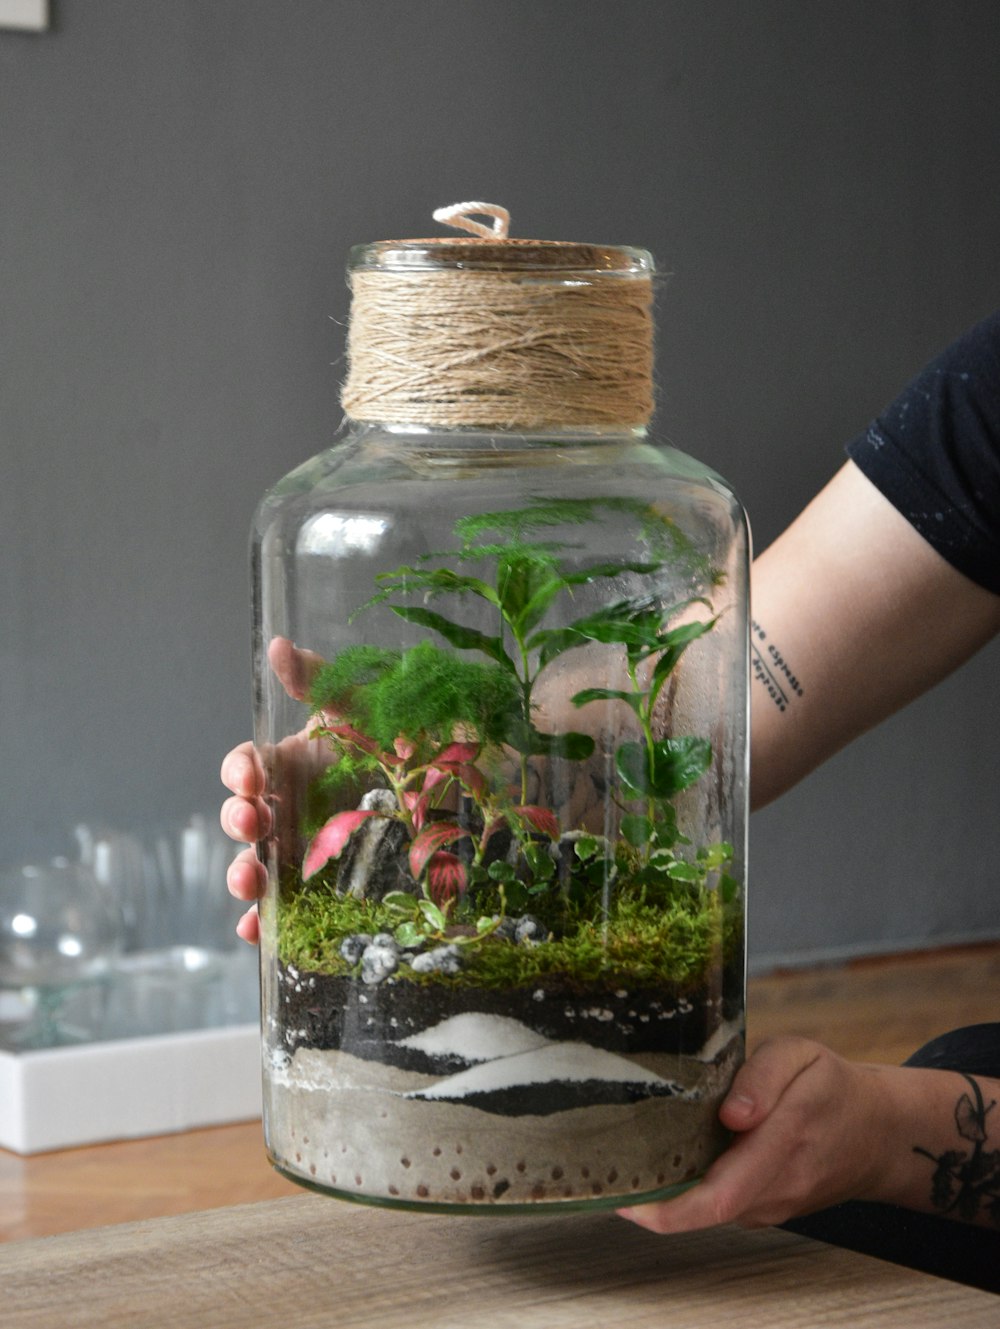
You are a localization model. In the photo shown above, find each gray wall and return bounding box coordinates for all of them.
[2,0,999,969]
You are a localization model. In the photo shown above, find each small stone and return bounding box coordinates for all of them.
[361,942,399,985]
[410,944,463,976]
[514,914,550,945]
[371,932,398,950]
[491,915,518,942]
[339,933,373,965]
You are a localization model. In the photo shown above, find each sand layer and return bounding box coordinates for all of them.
[263,1032,741,1209]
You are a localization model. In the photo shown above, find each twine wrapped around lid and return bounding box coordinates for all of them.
[340,205,655,431]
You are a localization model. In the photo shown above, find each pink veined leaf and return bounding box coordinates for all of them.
[421,764,450,794]
[480,813,506,849]
[430,760,488,800]
[409,822,470,881]
[432,741,481,766]
[393,735,416,761]
[426,851,468,904]
[514,805,560,840]
[402,790,430,831]
[303,809,383,880]
[321,723,382,758]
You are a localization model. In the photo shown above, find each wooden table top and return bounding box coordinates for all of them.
[1,1192,996,1327]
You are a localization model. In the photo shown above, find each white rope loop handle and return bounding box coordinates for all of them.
[432,201,511,239]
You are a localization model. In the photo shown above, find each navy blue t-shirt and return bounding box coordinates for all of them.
[846,310,1000,596]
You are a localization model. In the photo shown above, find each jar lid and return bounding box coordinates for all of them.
[348,238,654,277]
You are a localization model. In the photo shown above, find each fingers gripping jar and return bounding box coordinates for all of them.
[252,206,749,1212]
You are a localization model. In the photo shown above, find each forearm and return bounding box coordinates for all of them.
[750,461,1000,808]
[864,1064,1000,1228]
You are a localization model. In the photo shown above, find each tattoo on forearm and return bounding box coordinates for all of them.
[914,1074,1000,1224]
[750,620,804,714]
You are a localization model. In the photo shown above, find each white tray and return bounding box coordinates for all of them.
[0,1023,261,1154]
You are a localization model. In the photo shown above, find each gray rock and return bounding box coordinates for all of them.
[339,933,372,965]
[409,944,463,976]
[338,788,413,902]
[360,941,400,985]
[491,915,518,942]
[514,914,550,946]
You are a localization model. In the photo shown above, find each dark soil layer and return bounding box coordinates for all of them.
[277,961,743,1068]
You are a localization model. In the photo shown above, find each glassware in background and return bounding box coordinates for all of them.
[79,814,258,1040]
[0,859,125,1047]
[0,815,258,1051]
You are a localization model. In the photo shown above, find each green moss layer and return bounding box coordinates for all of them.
[276,878,743,995]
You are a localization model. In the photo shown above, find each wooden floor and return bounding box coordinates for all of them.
[2,942,998,1243]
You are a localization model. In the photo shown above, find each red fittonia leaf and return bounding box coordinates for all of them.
[432,741,481,766]
[321,723,382,758]
[402,790,430,831]
[426,851,468,904]
[429,761,487,800]
[514,805,560,840]
[408,822,470,880]
[393,736,416,761]
[303,809,383,880]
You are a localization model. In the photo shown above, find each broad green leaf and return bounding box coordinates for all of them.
[616,741,653,796]
[649,618,718,694]
[559,559,664,588]
[512,722,595,761]
[620,814,653,847]
[382,890,416,913]
[649,737,713,795]
[418,898,448,930]
[487,860,515,883]
[616,736,712,798]
[719,872,739,904]
[522,842,555,880]
[573,834,601,861]
[697,841,734,869]
[503,880,530,912]
[388,605,515,671]
[570,686,643,716]
[496,553,560,634]
[665,861,702,882]
[372,565,501,608]
[394,922,423,948]
[517,559,663,635]
[532,599,666,667]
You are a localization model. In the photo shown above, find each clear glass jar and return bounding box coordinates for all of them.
[252,237,749,1212]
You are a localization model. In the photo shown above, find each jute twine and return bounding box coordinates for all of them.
[341,205,654,431]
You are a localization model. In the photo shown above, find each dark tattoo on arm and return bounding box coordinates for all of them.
[914,1074,1000,1224]
[750,620,804,715]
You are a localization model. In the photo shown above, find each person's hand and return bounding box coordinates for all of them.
[220,638,325,944]
[618,1036,896,1232]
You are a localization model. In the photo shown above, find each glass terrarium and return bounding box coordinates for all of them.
[251,218,749,1212]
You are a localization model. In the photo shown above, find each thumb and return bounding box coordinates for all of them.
[719,1036,824,1132]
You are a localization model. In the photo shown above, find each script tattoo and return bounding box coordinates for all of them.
[914,1075,1000,1224]
[750,620,804,715]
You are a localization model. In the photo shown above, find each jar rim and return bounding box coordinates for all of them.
[347,238,655,276]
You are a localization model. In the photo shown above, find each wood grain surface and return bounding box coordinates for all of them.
[2,1193,997,1328]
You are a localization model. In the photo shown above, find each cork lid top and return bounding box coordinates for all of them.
[347,203,653,276]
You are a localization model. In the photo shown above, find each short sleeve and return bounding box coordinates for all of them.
[845,310,1000,595]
